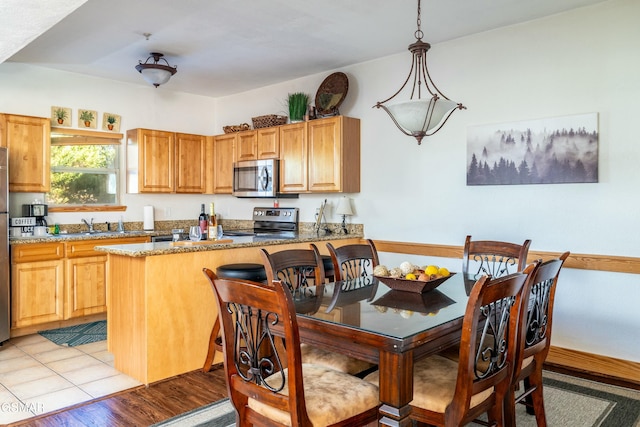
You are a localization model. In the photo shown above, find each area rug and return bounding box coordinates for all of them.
[38,320,107,347]
[153,372,640,427]
[152,398,235,427]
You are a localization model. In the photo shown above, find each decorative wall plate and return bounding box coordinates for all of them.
[315,72,349,117]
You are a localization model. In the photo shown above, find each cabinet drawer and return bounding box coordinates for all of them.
[11,243,64,263]
[66,237,149,258]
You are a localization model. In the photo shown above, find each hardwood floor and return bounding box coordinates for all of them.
[9,362,639,427]
[9,365,228,427]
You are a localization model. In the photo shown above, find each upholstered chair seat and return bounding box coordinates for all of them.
[250,363,380,426]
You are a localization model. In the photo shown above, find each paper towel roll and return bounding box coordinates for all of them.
[143,205,154,230]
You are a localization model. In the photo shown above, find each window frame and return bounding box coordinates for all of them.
[47,127,125,212]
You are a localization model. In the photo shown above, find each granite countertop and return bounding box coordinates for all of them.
[93,231,363,258]
[9,230,167,244]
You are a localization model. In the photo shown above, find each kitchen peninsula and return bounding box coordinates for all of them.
[95,233,362,385]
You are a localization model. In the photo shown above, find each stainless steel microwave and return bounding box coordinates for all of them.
[232,159,279,198]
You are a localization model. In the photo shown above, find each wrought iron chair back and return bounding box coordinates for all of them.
[463,235,531,279]
[260,244,325,299]
[326,239,380,281]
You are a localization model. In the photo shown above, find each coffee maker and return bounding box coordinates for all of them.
[23,203,48,227]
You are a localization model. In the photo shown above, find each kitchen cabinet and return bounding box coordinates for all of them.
[257,127,280,159]
[279,122,308,193]
[64,236,148,319]
[175,132,207,193]
[211,133,236,194]
[11,236,150,329]
[0,113,50,192]
[127,128,207,193]
[235,130,257,162]
[279,116,360,193]
[11,243,64,327]
[235,128,279,162]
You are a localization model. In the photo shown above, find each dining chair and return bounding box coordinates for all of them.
[366,264,536,427]
[260,244,374,376]
[326,239,380,281]
[463,235,532,280]
[203,270,380,427]
[505,251,570,427]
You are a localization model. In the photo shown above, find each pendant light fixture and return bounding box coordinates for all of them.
[135,52,177,88]
[374,0,465,145]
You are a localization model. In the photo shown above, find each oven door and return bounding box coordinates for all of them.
[232,159,278,198]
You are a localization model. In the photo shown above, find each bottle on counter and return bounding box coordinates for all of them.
[198,204,208,239]
[207,202,218,240]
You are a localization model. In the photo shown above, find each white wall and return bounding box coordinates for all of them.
[1,0,638,362]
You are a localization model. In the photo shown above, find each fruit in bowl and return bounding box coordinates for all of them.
[374,262,454,293]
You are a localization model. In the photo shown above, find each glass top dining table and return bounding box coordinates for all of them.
[290,273,473,427]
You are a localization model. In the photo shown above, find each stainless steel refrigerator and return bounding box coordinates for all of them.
[0,147,8,343]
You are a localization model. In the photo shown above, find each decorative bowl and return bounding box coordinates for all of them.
[374,273,455,294]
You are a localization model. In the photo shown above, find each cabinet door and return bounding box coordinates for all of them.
[235,130,257,162]
[279,122,308,193]
[175,132,206,193]
[65,255,107,319]
[308,116,361,193]
[213,133,236,194]
[257,127,279,159]
[308,117,342,192]
[128,128,175,193]
[11,260,64,327]
[0,114,50,192]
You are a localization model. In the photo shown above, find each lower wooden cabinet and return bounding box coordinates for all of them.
[11,243,64,327]
[11,237,149,328]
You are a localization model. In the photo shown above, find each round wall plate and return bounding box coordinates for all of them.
[315,72,349,116]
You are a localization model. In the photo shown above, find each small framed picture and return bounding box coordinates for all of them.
[102,112,121,132]
[51,106,72,127]
[78,109,97,129]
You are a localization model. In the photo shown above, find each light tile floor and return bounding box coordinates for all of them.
[0,334,142,425]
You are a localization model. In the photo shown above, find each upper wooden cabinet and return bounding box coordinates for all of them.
[256,127,280,159]
[210,133,236,194]
[279,122,308,193]
[280,116,360,194]
[235,128,280,162]
[175,132,207,193]
[0,114,50,192]
[235,130,257,162]
[127,128,207,193]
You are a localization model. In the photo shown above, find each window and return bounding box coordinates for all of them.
[47,129,121,207]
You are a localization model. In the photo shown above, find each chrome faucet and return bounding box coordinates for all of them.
[82,218,94,233]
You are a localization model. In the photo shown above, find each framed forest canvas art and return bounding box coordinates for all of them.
[467,113,598,185]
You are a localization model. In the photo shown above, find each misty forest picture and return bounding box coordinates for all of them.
[467,113,598,185]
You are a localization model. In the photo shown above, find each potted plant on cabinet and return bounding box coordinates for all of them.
[79,110,94,127]
[287,92,309,123]
[54,108,68,125]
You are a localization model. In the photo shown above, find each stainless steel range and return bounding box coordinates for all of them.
[224,207,299,239]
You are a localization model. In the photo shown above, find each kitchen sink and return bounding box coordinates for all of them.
[52,231,148,238]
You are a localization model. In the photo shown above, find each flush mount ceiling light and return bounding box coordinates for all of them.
[135,52,177,88]
[374,0,466,145]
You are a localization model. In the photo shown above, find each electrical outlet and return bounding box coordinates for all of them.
[164,207,171,217]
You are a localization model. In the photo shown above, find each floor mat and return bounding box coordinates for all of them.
[38,320,107,347]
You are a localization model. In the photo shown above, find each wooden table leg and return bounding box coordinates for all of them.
[202,317,220,373]
[378,350,414,427]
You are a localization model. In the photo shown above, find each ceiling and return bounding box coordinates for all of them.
[4,0,606,98]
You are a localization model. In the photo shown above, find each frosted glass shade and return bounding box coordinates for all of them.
[386,98,458,134]
[140,68,173,86]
